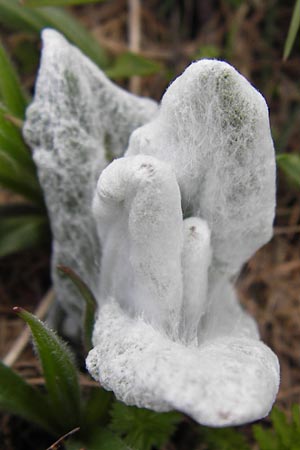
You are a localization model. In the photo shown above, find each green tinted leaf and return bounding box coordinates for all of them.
[106,52,161,79]
[284,0,300,60]
[0,0,108,68]
[24,0,104,5]
[110,402,181,450]
[0,360,57,434]
[277,153,300,188]
[57,266,97,352]
[0,40,28,117]
[15,308,82,432]
[0,213,49,258]
[67,428,129,450]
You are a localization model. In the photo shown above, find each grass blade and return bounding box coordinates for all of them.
[23,0,104,6]
[283,0,300,60]
[57,265,97,352]
[0,107,36,171]
[0,149,43,203]
[0,40,28,117]
[0,0,108,68]
[15,308,82,432]
[277,153,300,188]
[0,360,57,434]
[0,213,49,258]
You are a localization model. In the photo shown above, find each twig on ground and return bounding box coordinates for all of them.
[128,0,142,94]
[3,289,54,367]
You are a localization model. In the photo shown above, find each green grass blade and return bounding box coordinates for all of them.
[0,360,57,434]
[23,0,104,6]
[0,150,43,203]
[0,107,36,171]
[57,266,97,352]
[283,0,300,60]
[15,308,82,432]
[0,41,28,118]
[0,0,108,68]
[106,52,161,79]
[277,153,300,188]
[0,213,49,258]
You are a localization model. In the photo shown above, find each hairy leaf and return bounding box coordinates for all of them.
[15,308,82,432]
[0,360,57,434]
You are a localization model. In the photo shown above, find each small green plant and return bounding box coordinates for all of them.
[0,39,49,257]
[0,268,182,449]
[253,406,300,450]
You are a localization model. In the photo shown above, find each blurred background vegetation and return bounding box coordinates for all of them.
[0,0,299,449]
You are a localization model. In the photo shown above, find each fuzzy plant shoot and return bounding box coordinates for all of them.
[24,29,279,428]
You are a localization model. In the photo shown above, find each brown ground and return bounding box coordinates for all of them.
[0,0,300,448]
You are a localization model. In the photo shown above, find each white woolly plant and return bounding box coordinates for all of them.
[24,29,280,427]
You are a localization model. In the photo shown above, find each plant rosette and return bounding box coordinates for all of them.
[24,29,279,427]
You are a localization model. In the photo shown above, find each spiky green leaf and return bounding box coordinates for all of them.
[57,266,97,352]
[110,402,181,450]
[0,360,57,434]
[15,308,82,432]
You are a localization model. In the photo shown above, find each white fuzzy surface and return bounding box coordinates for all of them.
[127,60,276,275]
[23,30,158,327]
[88,60,279,425]
[87,301,279,427]
[23,34,279,426]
